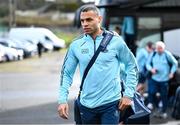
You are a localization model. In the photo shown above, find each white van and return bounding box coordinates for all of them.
[9,27,66,50]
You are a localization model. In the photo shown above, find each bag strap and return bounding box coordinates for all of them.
[164,52,173,68]
[79,31,113,94]
[120,81,125,97]
[150,51,156,67]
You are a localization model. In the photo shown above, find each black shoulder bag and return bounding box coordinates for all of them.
[74,32,113,124]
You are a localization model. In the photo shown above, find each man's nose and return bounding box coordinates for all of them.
[82,21,88,27]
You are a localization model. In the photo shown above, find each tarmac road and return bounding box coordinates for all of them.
[0,51,79,124]
[0,51,179,124]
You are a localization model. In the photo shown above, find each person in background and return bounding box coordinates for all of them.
[146,41,178,119]
[136,42,154,95]
[121,16,136,55]
[114,26,121,35]
[37,41,43,58]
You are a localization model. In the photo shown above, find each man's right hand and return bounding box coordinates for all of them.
[151,68,157,74]
[58,103,69,119]
[119,97,132,111]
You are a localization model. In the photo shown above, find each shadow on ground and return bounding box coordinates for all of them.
[0,100,74,124]
[1,99,179,124]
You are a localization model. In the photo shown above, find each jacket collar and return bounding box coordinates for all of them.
[84,27,107,40]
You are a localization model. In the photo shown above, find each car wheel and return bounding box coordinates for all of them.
[4,55,10,62]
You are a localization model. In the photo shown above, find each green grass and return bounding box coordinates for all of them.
[54,30,79,47]
[0,51,65,73]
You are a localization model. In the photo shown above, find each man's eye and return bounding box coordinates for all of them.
[87,19,92,22]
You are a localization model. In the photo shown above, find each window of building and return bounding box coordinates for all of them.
[137,17,162,48]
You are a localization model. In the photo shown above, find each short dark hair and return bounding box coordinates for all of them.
[146,41,153,49]
[80,4,100,16]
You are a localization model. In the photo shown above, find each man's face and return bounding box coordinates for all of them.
[156,46,164,54]
[80,10,102,35]
[146,46,151,53]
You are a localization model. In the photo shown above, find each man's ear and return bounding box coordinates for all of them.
[98,16,102,23]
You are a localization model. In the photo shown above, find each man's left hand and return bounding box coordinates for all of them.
[169,73,174,79]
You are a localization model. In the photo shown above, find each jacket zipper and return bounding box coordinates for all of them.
[93,40,96,54]
[89,35,97,54]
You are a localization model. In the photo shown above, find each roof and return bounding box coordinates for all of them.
[96,0,180,8]
[144,0,180,7]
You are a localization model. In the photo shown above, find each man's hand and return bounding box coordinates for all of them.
[169,73,174,79]
[119,97,132,111]
[58,103,69,119]
[151,68,157,74]
[136,83,145,95]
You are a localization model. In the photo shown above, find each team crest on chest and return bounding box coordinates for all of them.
[81,48,89,54]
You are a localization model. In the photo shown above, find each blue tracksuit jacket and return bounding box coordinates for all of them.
[59,30,138,108]
[136,48,149,72]
[146,50,178,82]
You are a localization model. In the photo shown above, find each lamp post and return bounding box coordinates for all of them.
[9,0,16,30]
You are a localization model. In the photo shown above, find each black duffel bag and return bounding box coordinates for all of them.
[120,82,151,124]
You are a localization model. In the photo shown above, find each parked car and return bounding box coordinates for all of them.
[0,38,24,60]
[9,27,65,50]
[0,37,37,58]
[10,38,37,57]
[0,44,19,61]
[0,47,6,62]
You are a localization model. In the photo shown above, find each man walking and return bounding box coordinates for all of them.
[58,5,138,124]
[146,41,178,119]
[136,42,154,95]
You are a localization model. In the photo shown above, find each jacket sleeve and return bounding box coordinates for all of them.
[166,51,178,74]
[58,44,78,104]
[136,49,144,70]
[117,37,139,98]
